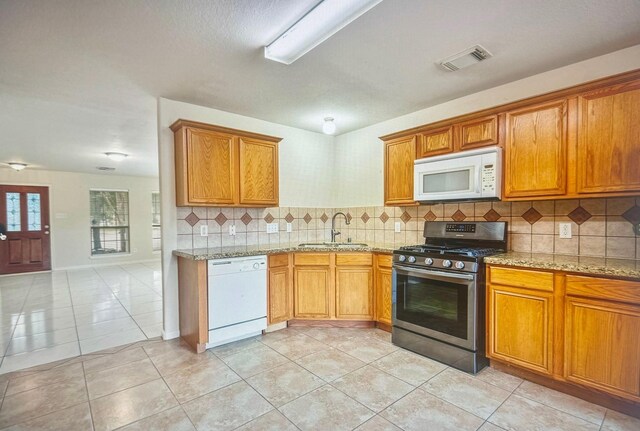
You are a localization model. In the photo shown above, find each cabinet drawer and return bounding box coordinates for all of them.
[294,253,331,266]
[489,266,554,292]
[566,275,640,305]
[375,253,393,268]
[336,253,372,266]
[268,253,289,268]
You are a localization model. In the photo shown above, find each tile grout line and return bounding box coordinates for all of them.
[81,361,97,431]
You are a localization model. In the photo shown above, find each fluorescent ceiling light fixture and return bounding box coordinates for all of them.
[265,0,384,65]
[322,117,336,135]
[7,162,27,171]
[105,152,128,161]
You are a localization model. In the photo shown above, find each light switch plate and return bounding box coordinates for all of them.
[200,224,208,237]
[559,222,572,239]
[286,222,292,232]
[267,223,278,234]
[394,222,401,233]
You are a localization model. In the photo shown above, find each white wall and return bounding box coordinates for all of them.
[0,168,159,269]
[157,98,335,338]
[333,44,640,207]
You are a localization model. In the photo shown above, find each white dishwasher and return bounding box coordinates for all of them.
[207,255,267,348]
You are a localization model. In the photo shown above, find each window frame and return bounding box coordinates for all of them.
[89,189,131,256]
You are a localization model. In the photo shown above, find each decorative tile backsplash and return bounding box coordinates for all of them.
[176,196,640,259]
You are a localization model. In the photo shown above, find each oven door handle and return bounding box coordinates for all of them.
[393,264,475,281]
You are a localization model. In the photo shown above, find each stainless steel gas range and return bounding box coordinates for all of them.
[392,221,507,374]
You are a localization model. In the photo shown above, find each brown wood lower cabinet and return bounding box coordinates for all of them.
[564,276,640,401]
[267,253,292,324]
[267,252,392,324]
[487,265,640,410]
[488,284,554,375]
[375,254,393,325]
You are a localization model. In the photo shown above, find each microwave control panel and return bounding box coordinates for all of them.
[481,163,496,192]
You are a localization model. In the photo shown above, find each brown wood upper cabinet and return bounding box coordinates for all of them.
[504,100,568,198]
[383,135,416,206]
[576,82,640,194]
[416,126,453,158]
[455,114,499,151]
[171,120,281,207]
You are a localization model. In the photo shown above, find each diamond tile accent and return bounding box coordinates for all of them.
[264,213,275,224]
[320,213,329,223]
[185,212,200,227]
[451,210,466,222]
[483,209,501,222]
[303,213,312,224]
[379,212,389,223]
[400,211,412,223]
[240,212,253,225]
[567,206,592,225]
[346,213,353,223]
[622,205,640,225]
[521,207,543,225]
[284,213,295,223]
[424,211,437,221]
[214,212,228,226]
[361,212,370,223]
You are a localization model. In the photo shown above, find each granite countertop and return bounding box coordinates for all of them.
[173,242,397,260]
[485,252,640,280]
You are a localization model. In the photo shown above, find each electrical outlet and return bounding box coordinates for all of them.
[286,222,292,232]
[229,224,236,236]
[394,222,401,233]
[200,224,208,237]
[559,222,572,239]
[266,223,278,234]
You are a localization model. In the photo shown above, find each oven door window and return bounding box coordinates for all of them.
[396,271,468,340]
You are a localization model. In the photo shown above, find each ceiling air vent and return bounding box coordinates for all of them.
[438,45,492,72]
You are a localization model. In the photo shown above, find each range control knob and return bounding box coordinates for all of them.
[407,256,416,263]
[398,255,406,262]
[455,261,465,269]
[442,259,452,268]
[424,257,434,265]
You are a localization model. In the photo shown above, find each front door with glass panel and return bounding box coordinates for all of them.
[0,185,51,274]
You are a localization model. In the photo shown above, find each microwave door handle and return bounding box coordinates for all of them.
[475,166,482,194]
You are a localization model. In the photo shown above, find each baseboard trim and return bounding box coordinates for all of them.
[55,258,160,271]
[288,319,376,328]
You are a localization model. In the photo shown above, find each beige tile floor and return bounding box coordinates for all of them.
[0,327,638,430]
[0,262,162,374]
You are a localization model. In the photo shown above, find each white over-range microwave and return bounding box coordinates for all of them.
[414,146,502,202]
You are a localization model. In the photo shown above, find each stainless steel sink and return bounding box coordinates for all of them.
[298,242,368,248]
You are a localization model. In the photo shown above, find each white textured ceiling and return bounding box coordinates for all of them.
[1,0,640,177]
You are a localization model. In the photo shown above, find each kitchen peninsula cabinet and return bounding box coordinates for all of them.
[503,100,568,199]
[171,119,281,207]
[383,135,417,206]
